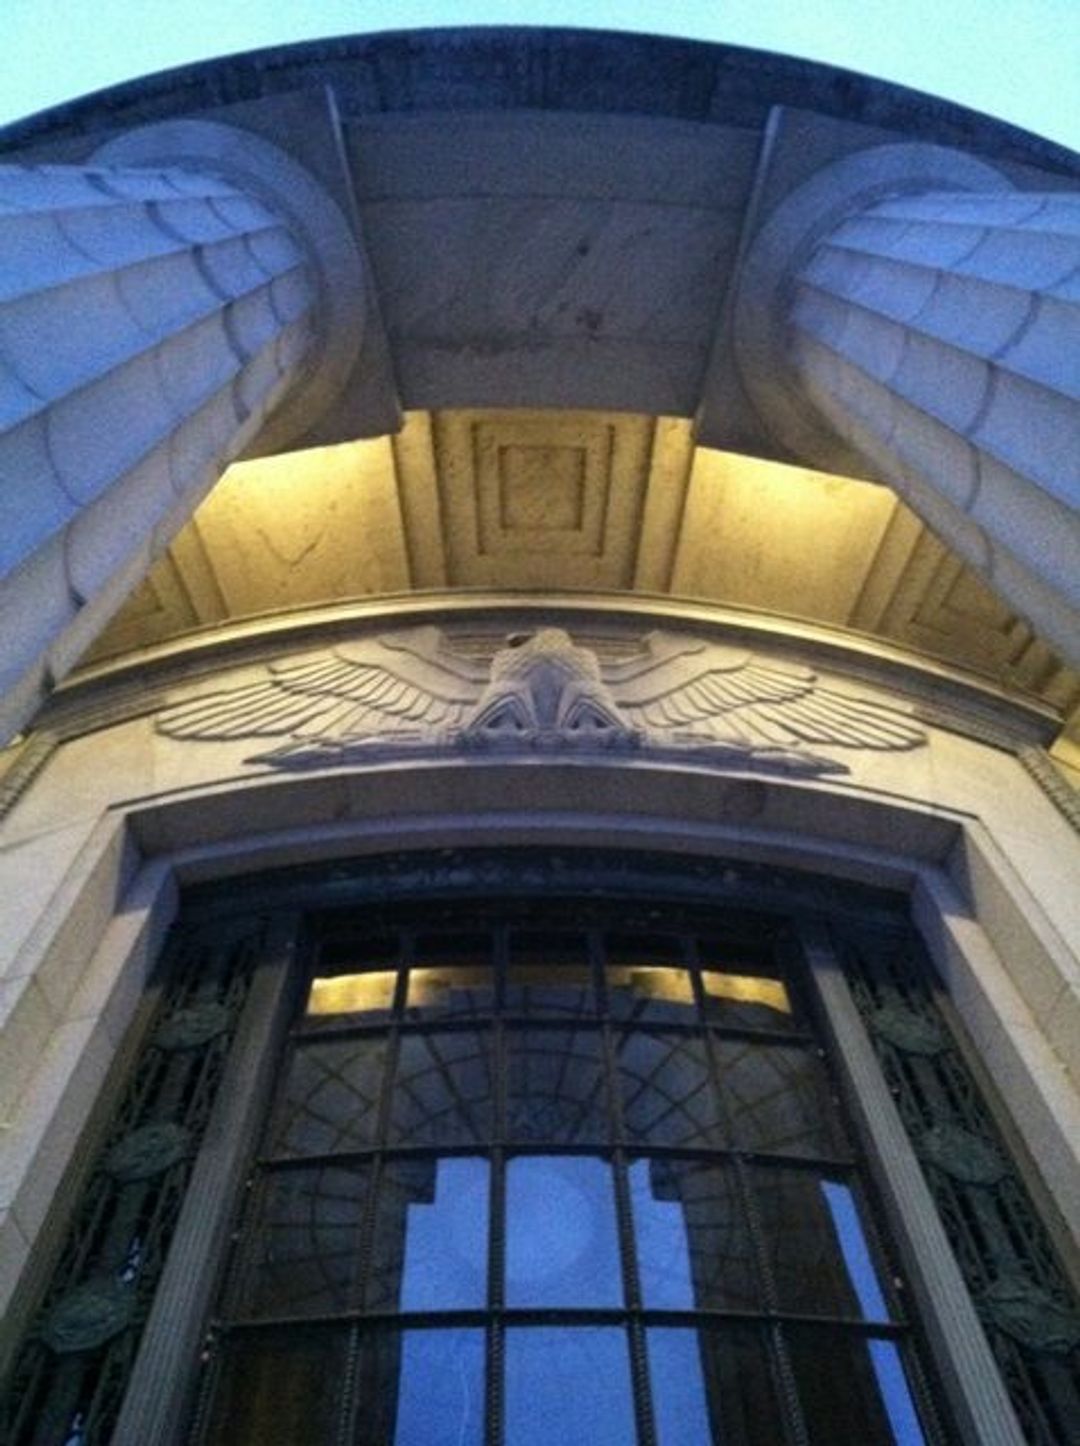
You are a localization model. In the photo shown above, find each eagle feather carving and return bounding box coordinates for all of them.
[155,626,925,774]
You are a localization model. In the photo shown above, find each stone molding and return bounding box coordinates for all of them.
[1018,746,1080,835]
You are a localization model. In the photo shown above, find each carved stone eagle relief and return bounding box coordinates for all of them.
[155,626,926,775]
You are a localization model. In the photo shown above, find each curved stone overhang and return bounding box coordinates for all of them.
[3,27,1078,176]
[4,27,1077,460]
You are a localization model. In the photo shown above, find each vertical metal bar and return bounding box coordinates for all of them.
[111,911,305,1446]
[602,925,654,1446]
[799,921,1026,1446]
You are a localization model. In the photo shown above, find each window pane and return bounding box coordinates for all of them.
[305,971,398,1026]
[630,1158,759,1311]
[504,1328,634,1446]
[604,931,696,1023]
[505,1156,623,1308]
[234,1163,370,1319]
[787,1327,927,1445]
[367,1158,489,1312]
[204,1327,347,1446]
[605,933,695,1024]
[352,1329,485,1446]
[696,933,796,1032]
[617,1031,724,1148]
[752,1170,894,1321]
[305,935,399,1028]
[714,1041,846,1158]
[387,1031,494,1146]
[647,1326,780,1446]
[406,933,494,1020]
[606,964,697,1023]
[505,931,593,1017]
[271,1038,387,1157]
[506,1027,609,1144]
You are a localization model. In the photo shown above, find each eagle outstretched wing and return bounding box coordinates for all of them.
[156,627,489,744]
[607,633,925,752]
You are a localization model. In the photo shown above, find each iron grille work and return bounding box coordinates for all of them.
[187,898,947,1446]
[842,927,1080,1446]
[0,918,263,1446]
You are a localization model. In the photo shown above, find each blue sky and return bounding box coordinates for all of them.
[3,0,1078,151]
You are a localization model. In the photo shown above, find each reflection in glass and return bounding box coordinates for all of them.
[505,931,593,1017]
[393,1330,485,1446]
[305,971,397,1023]
[630,1158,758,1311]
[272,1038,387,1156]
[506,1028,608,1143]
[367,1158,488,1312]
[647,1326,779,1446]
[715,1041,845,1158]
[606,966,697,1024]
[506,1157,622,1308]
[353,1329,485,1446]
[406,934,494,1019]
[504,1328,634,1446]
[204,1327,346,1446]
[388,1031,494,1146]
[606,934,692,1024]
[236,1164,369,1319]
[753,1171,892,1320]
[645,1328,711,1444]
[700,969,792,1028]
[787,1327,926,1445]
[617,1032,723,1147]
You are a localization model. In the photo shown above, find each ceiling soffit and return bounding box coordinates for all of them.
[84,409,1079,724]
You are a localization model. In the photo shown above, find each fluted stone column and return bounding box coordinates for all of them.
[0,121,364,741]
[735,146,1080,670]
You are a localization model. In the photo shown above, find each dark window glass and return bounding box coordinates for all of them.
[504,1327,635,1446]
[405,933,494,1020]
[203,1327,348,1446]
[617,1031,723,1147]
[714,1040,846,1158]
[647,1325,779,1446]
[506,1156,623,1308]
[233,1163,370,1319]
[630,1157,759,1311]
[505,1027,608,1144]
[366,1157,489,1312]
[352,1329,486,1446]
[787,1326,927,1445]
[751,1168,894,1321]
[271,1037,387,1156]
[505,930,593,1017]
[387,1030,495,1146]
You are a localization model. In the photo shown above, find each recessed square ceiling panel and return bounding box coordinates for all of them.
[435,410,655,588]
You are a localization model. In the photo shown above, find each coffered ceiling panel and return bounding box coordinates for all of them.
[81,407,1079,722]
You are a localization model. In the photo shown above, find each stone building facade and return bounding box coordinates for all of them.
[0,28,1077,1446]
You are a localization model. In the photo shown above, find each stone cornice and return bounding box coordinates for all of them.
[4,29,1076,177]
[34,592,1060,749]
